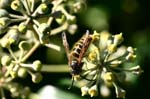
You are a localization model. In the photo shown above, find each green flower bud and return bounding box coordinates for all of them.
[38,3,48,14]
[1,55,11,66]
[55,15,66,25]
[73,2,84,13]
[32,60,42,71]
[67,24,77,35]
[8,28,20,44]
[18,67,27,78]
[18,22,27,33]
[0,9,9,17]
[0,17,11,27]
[0,38,10,48]
[31,73,43,83]
[19,41,31,51]
[11,0,23,12]
[0,25,7,34]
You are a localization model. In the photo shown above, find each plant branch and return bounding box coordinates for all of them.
[21,41,41,62]
[50,22,68,35]
[41,64,69,73]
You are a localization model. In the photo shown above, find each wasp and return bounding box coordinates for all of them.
[62,30,92,88]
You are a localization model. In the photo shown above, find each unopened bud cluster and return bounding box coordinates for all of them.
[73,31,143,98]
[0,0,85,98]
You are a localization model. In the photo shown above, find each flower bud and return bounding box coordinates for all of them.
[100,85,110,97]
[1,55,11,66]
[31,73,43,83]
[55,15,66,25]
[18,22,27,33]
[0,17,11,27]
[11,0,23,12]
[8,28,20,44]
[38,3,48,14]
[0,25,7,34]
[127,46,136,53]
[0,9,9,17]
[18,67,27,78]
[81,86,89,96]
[0,38,10,48]
[32,60,42,71]
[67,24,77,34]
[88,85,98,97]
[73,2,84,13]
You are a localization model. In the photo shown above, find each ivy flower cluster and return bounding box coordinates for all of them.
[74,31,143,98]
[0,0,84,98]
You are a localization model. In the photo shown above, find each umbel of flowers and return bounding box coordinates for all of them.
[71,31,143,98]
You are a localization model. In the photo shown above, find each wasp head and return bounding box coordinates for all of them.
[70,59,83,75]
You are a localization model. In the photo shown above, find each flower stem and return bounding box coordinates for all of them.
[50,22,68,35]
[21,41,41,62]
[9,14,26,19]
[0,88,6,99]
[22,0,31,15]
[41,64,69,73]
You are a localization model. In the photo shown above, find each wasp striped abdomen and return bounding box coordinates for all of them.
[62,30,92,76]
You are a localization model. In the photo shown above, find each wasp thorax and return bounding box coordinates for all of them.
[70,59,83,75]
[71,59,78,69]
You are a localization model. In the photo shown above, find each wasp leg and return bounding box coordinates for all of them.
[68,76,75,89]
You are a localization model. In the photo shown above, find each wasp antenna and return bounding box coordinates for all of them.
[68,76,75,90]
